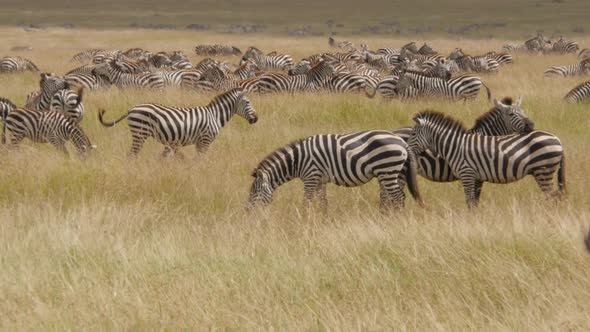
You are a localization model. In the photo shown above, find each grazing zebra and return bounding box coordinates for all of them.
[485,51,513,66]
[123,48,151,59]
[92,62,165,90]
[408,110,564,208]
[98,88,257,157]
[544,59,590,77]
[550,37,579,54]
[449,49,498,73]
[92,50,123,64]
[502,43,527,53]
[578,48,590,60]
[65,72,110,90]
[199,65,260,92]
[70,49,104,62]
[396,71,490,101]
[257,60,335,93]
[392,97,534,183]
[66,64,98,76]
[524,34,552,53]
[564,81,590,103]
[241,47,294,71]
[246,130,423,212]
[321,73,367,93]
[417,43,437,55]
[0,56,39,73]
[25,73,69,110]
[50,88,85,123]
[4,108,95,155]
[195,44,242,56]
[328,36,354,50]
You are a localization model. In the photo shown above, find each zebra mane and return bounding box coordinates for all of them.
[252,138,304,176]
[414,110,467,133]
[473,97,513,128]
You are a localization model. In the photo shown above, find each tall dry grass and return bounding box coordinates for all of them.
[0,28,589,330]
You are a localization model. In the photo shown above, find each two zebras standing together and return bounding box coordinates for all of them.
[247,96,565,211]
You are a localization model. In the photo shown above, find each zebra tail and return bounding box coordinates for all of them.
[557,154,566,193]
[405,149,425,208]
[98,108,128,127]
[482,81,492,102]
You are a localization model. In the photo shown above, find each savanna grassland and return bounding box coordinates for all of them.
[1,28,590,330]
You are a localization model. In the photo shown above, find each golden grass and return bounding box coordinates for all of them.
[0,28,589,330]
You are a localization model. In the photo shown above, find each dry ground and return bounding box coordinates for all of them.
[0,28,589,330]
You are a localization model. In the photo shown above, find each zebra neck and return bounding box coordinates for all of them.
[209,99,237,127]
[432,126,466,159]
[265,146,300,189]
[470,111,508,135]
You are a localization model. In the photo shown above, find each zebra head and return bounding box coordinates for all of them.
[493,97,534,133]
[448,48,464,60]
[69,122,96,156]
[247,168,274,209]
[408,111,466,156]
[40,72,68,96]
[234,90,258,124]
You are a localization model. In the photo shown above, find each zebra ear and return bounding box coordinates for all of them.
[251,168,258,177]
[515,96,523,107]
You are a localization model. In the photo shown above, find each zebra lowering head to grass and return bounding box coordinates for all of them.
[564,80,590,103]
[544,59,590,77]
[0,56,39,73]
[408,110,565,208]
[395,71,491,101]
[4,108,95,156]
[246,130,424,213]
[98,88,258,157]
[257,59,335,93]
[392,97,534,183]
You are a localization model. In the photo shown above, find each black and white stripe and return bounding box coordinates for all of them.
[393,97,534,183]
[98,88,258,156]
[50,88,85,124]
[92,62,165,90]
[25,73,69,110]
[328,36,354,50]
[396,71,490,101]
[544,60,590,77]
[247,130,423,212]
[550,37,579,54]
[564,80,590,103]
[241,47,294,71]
[0,56,39,73]
[408,110,565,208]
[257,60,334,93]
[4,108,95,155]
[71,49,104,62]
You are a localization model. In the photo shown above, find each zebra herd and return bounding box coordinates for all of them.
[0,36,580,212]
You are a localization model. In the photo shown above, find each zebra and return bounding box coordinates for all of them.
[502,43,527,53]
[65,72,111,90]
[50,88,85,123]
[544,59,590,77]
[257,60,335,93]
[199,64,260,92]
[66,64,98,76]
[407,110,565,208]
[195,44,242,56]
[97,88,258,157]
[92,62,165,90]
[328,36,354,50]
[417,43,437,55]
[241,47,294,71]
[92,50,123,64]
[395,71,490,101]
[123,48,151,59]
[246,130,423,212]
[484,51,513,66]
[392,97,534,183]
[70,49,104,62]
[321,73,367,93]
[0,56,39,73]
[4,108,95,156]
[25,73,69,110]
[449,49,498,73]
[550,37,579,54]
[524,34,552,53]
[564,80,590,103]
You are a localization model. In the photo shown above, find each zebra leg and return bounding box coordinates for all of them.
[532,168,559,198]
[8,134,25,150]
[129,132,148,156]
[195,142,210,155]
[160,146,173,159]
[317,183,328,214]
[48,137,69,156]
[376,172,405,212]
[461,178,483,209]
[302,178,322,212]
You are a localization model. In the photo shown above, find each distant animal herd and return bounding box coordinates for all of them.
[4,32,590,214]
